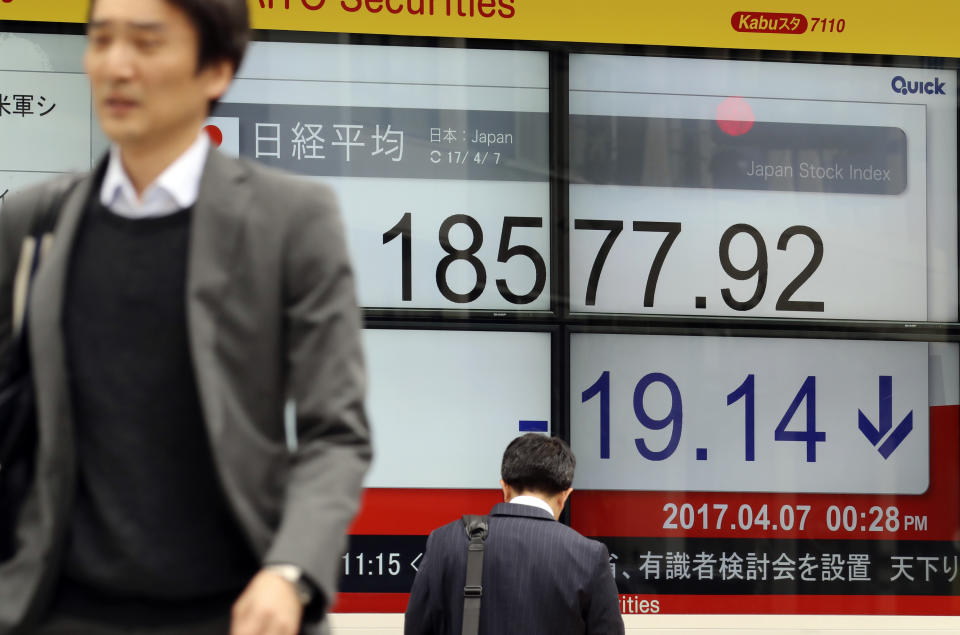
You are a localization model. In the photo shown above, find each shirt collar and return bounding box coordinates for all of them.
[101,132,210,219]
[508,495,555,517]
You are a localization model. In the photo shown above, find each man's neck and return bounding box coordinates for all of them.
[118,126,204,197]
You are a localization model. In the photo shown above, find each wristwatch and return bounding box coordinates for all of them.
[266,564,315,606]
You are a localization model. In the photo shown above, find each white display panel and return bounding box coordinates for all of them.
[0,36,550,312]
[570,333,930,494]
[363,328,552,488]
[331,178,548,310]
[216,43,550,311]
[0,71,91,171]
[569,55,958,322]
[0,33,95,207]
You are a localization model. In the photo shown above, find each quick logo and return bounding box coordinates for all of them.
[891,76,946,96]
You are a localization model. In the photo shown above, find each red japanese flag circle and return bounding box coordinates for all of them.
[204,124,224,147]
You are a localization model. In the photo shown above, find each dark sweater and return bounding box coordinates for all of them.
[58,183,258,621]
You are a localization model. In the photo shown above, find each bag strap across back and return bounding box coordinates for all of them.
[461,514,489,635]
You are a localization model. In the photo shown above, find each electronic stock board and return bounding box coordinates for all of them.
[0,23,958,617]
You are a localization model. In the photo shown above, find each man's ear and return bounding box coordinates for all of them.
[500,479,515,502]
[557,487,574,510]
[201,58,234,104]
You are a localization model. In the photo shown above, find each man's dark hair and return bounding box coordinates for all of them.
[501,434,576,496]
[167,0,250,75]
[89,0,250,75]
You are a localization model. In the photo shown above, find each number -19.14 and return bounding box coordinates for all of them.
[581,371,825,462]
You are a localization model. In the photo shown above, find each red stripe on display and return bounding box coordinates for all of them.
[348,488,502,534]
[333,592,410,613]
[616,594,960,615]
[571,405,960,540]
[331,593,960,615]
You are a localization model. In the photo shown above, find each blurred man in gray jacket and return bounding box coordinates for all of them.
[0,1,371,633]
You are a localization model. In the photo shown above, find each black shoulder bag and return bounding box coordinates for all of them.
[0,180,74,562]
[461,514,489,635]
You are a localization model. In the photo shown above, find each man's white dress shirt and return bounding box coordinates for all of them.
[508,495,555,517]
[100,133,209,218]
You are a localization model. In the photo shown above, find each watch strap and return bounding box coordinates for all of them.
[265,564,315,606]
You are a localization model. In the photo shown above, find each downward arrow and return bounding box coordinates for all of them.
[858,376,913,459]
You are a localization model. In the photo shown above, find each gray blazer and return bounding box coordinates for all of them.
[0,150,372,633]
[404,503,624,635]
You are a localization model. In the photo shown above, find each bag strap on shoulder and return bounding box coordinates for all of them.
[9,174,81,337]
[461,514,489,635]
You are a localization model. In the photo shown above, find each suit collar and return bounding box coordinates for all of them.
[185,150,253,440]
[490,502,556,521]
[508,495,555,516]
[29,157,105,427]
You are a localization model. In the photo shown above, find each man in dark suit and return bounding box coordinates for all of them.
[404,434,624,635]
[0,1,370,633]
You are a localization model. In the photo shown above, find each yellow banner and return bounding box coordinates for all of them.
[3,0,960,59]
[1,0,89,23]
